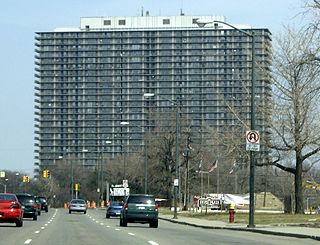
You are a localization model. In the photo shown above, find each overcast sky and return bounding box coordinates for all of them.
[0,0,307,175]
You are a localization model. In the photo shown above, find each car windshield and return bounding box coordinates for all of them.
[71,199,85,204]
[110,201,123,206]
[0,194,16,201]
[128,196,155,204]
[16,196,35,204]
[38,197,46,203]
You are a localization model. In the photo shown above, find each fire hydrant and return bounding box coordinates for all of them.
[229,203,235,223]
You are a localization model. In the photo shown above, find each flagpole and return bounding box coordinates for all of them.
[207,173,209,193]
[217,164,220,194]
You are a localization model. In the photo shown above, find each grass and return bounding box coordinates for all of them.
[159,208,320,225]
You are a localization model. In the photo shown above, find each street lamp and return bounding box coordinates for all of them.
[98,140,112,206]
[59,153,74,199]
[143,93,180,219]
[120,121,129,180]
[196,19,256,227]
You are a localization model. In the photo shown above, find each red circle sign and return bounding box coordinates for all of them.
[246,131,260,144]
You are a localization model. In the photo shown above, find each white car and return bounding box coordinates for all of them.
[68,199,87,214]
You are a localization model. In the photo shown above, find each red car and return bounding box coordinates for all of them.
[0,193,23,227]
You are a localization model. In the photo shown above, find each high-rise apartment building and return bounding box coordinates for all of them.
[34,14,272,168]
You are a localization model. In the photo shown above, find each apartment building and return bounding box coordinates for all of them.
[34,14,272,168]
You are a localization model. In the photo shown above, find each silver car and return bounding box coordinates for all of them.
[68,199,87,214]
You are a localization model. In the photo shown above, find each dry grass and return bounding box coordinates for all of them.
[159,208,320,225]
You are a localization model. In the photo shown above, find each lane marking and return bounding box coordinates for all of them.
[41,227,45,230]
[128,233,135,236]
[45,224,48,226]
[100,223,104,225]
[24,239,32,244]
[115,228,120,231]
[148,241,159,245]
[106,225,110,228]
[35,231,40,234]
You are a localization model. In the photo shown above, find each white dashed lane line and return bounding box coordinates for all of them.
[24,239,32,244]
[128,233,135,236]
[35,230,40,234]
[148,241,159,245]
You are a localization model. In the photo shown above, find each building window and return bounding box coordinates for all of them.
[192,18,199,24]
[104,20,111,25]
[118,19,126,25]
[163,19,170,25]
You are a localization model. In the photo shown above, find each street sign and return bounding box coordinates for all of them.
[246,130,260,151]
[111,187,130,196]
[174,178,179,187]
[123,179,128,188]
[0,171,5,178]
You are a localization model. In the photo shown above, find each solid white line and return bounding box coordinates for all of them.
[35,230,40,234]
[128,233,135,236]
[24,239,32,244]
[148,241,159,245]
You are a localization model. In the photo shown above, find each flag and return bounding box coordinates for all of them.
[208,160,218,173]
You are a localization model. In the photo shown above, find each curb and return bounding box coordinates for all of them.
[159,217,320,241]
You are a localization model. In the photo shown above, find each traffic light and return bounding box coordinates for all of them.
[23,175,30,182]
[43,169,50,178]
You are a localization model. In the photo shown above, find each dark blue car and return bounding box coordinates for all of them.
[106,201,123,218]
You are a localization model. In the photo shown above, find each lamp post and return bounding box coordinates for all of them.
[196,19,256,227]
[120,121,129,181]
[143,93,180,219]
[99,140,112,206]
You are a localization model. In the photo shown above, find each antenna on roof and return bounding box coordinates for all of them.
[141,7,144,16]
[180,8,185,16]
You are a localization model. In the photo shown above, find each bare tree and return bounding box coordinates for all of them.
[270,25,320,213]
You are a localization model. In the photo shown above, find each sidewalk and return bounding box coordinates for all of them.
[159,213,320,241]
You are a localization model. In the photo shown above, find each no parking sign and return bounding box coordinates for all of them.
[246,130,260,151]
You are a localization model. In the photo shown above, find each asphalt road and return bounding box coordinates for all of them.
[0,208,318,245]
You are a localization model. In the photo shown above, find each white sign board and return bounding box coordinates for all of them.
[111,187,130,197]
[174,178,179,187]
[0,171,5,178]
[246,130,260,152]
[123,179,128,188]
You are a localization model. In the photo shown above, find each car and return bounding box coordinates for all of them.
[36,196,48,212]
[15,193,38,220]
[68,199,87,214]
[120,194,158,228]
[106,201,123,218]
[0,193,23,227]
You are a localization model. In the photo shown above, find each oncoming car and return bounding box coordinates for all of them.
[68,199,87,214]
[0,193,23,227]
